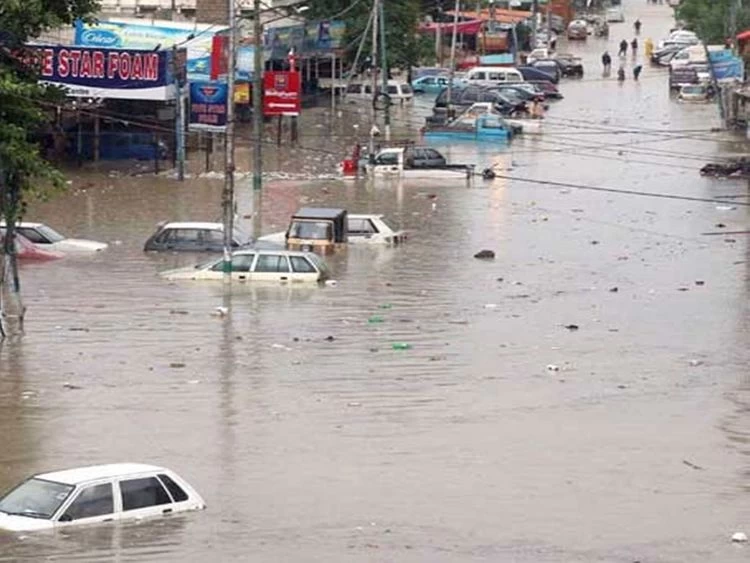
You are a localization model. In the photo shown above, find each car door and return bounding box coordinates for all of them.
[289,255,322,281]
[423,148,446,168]
[199,229,225,252]
[252,253,292,282]
[231,253,255,282]
[56,481,118,527]
[117,475,174,522]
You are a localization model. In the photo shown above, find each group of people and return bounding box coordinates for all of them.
[601,49,643,81]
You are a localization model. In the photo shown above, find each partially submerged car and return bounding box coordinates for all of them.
[605,7,625,22]
[1,222,107,252]
[161,249,330,283]
[144,221,254,252]
[260,209,407,246]
[0,232,64,261]
[0,463,204,532]
[678,84,713,102]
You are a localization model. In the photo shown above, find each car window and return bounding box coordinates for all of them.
[120,477,171,511]
[157,474,188,502]
[232,254,255,272]
[401,84,412,94]
[62,483,114,521]
[425,149,443,160]
[348,218,377,235]
[422,77,435,85]
[374,152,399,165]
[202,230,224,245]
[290,256,316,273]
[173,229,201,243]
[17,228,47,244]
[387,85,397,94]
[153,229,173,244]
[254,254,291,273]
[346,84,361,94]
[462,88,480,102]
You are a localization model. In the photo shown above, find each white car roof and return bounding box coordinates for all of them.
[160,222,224,230]
[36,463,165,485]
[349,214,385,220]
[233,249,317,258]
[0,222,44,228]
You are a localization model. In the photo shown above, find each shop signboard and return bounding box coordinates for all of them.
[708,49,744,81]
[74,19,247,81]
[263,71,301,116]
[36,45,175,100]
[189,80,228,131]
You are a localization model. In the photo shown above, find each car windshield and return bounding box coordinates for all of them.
[36,225,65,243]
[288,220,331,241]
[0,478,74,519]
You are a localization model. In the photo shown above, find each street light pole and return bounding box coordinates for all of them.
[252,0,263,192]
[222,0,237,281]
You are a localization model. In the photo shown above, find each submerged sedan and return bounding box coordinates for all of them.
[161,249,330,283]
[0,463,205,532]
[1,222,107,252]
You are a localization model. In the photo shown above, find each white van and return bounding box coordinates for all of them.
[345,80,413,103]
[669,44,725,71]
[464,66,524,86]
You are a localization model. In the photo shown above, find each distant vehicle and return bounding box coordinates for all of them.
[605,8,625,22]
[669,66,699,89]
[528,80,563,100]
[66,128,167,161]
[0,463,205,532]
[264,212,407,245]
[526,47,551,64]
[678,84,713,102]
[411,75,459,94]
[567,20,588,40]
[492,83,546,103]
[463,66,524,87]
[651,44,685,64]
[366,147,475,179]
[433,85,528,116]
[553,53,585,77]
[143,221,254,252]
[669,44,725,71]
[517,65,559,84]
[658,30,699,49]
[529,60,563,82]
[345,80,413,103]
[424,112,514,143]
[0,232,63,261]
[161,249,330,282]
[1,222,107,252]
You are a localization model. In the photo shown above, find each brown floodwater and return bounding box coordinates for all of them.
[1,3,749,561]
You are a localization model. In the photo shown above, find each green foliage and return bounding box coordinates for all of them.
[0,0,99,218]
[675,0,750,43]
[306,0,428,69]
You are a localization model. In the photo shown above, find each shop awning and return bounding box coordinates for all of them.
[418,19,484,35]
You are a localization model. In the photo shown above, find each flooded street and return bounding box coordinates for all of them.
[1,2,749,561]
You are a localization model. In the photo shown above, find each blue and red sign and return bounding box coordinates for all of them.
[36,45,175,100]
[189,80,228,131]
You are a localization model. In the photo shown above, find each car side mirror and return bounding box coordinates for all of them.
[59,513,73,522]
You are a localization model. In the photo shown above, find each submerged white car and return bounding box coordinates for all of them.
[160,249,330,283]
[1,222,108,252]
[0,463,205,532]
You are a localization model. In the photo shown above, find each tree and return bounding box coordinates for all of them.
[0,0,98,337]
[305,0,428,70]
[675,0,750,43]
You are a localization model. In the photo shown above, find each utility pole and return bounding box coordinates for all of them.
[222,0,237,280]
[173,46,185,181]
[446,0,460,113]
[379,0,390,140]
[531,0,539,50]
[371,0,379,113]
[252,0,263,192]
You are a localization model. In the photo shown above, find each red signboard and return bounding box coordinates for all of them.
[210,34,228,80]
[263,71,301,116]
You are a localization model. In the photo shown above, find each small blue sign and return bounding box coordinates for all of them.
[189,80,228,131]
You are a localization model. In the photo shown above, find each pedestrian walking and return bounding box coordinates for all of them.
[617,66,626,81]
[631,37,638,54]
[634,19,641,35]
[633,64,643,80]
[618,39,628,57]
[601,51,612,74]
